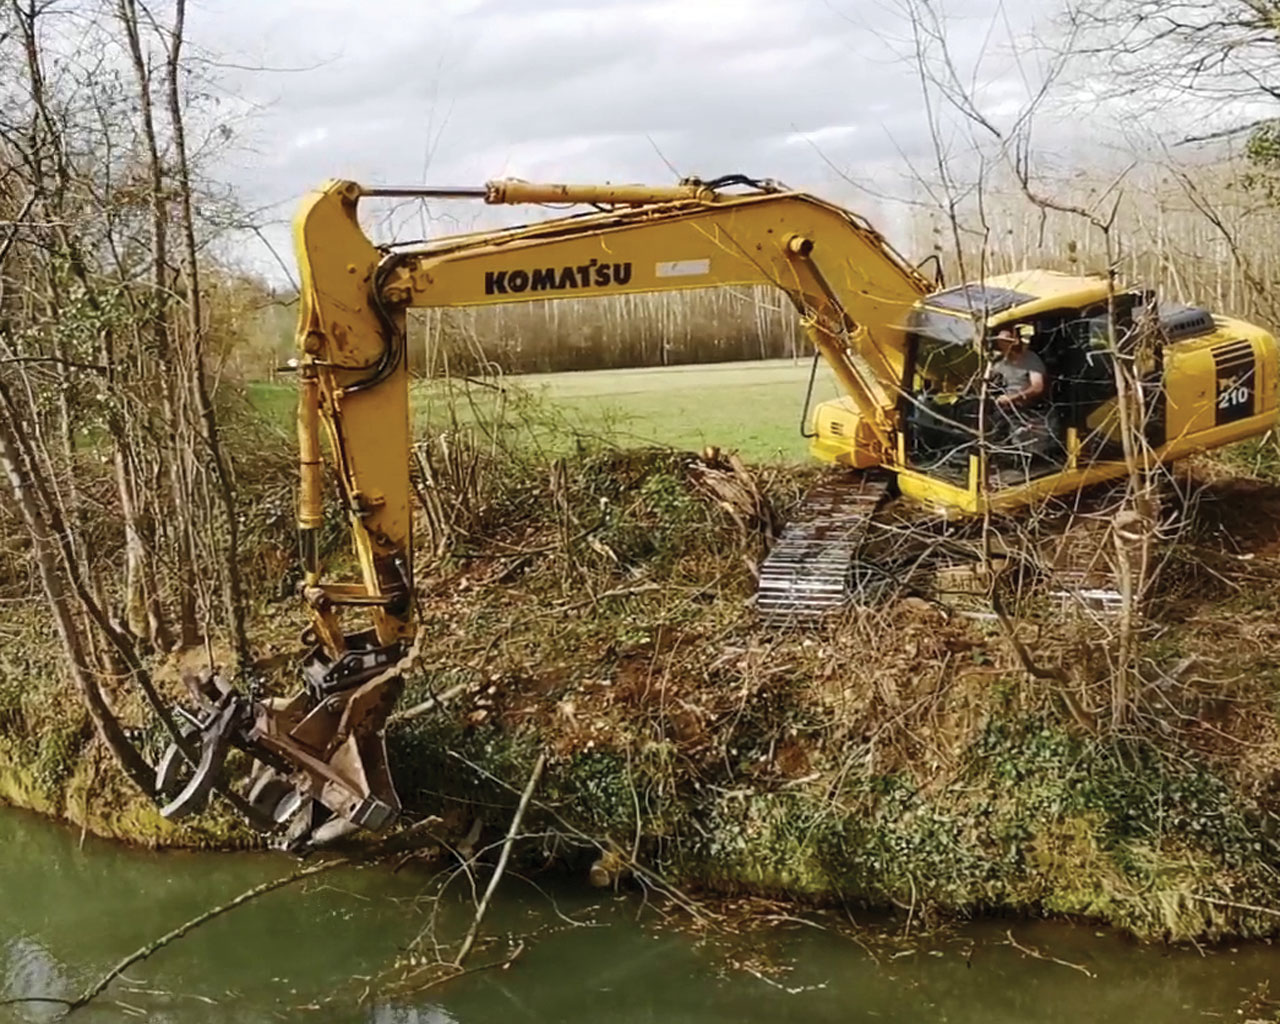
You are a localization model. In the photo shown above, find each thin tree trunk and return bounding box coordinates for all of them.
[0,393,154,795]
[118,0,200,647]
[164,0,250,672]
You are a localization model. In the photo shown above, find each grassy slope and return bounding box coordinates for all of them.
[248,358,845,463]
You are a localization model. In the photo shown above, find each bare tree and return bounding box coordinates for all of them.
[0,0,259,802]
[1067,0,1280,143]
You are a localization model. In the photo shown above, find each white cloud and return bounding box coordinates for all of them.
[183,0,1063,282]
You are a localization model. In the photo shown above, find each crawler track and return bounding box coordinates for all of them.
[755,472,892,623]
[754,472,1131,625]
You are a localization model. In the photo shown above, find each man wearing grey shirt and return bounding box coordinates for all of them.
[989,327,1047,409]
[985,326,1058,477]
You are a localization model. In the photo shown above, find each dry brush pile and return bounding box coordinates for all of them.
[369,426,1280,943]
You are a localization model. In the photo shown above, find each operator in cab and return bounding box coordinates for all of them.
[986,325,1059,479]
[989,326,1047,410]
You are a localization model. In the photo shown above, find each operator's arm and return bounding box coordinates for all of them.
[995,368,1045,408]
[994,352,1047,409]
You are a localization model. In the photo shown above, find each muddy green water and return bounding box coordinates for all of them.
[2,811,1279,1023]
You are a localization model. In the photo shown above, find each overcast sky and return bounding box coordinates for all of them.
[181,0,1056,281]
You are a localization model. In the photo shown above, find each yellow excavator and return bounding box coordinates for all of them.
[156,175,1277,848]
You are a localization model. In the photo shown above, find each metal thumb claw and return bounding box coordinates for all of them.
[159,700,241,821]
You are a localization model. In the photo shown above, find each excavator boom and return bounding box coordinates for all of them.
[149,175,935,847]
[298,177,931,593]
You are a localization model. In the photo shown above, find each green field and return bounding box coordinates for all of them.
[249,357,845,463]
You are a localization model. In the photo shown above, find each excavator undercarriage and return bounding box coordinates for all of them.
[756,469,1128,628]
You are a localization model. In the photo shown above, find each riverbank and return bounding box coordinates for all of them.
[5,442,1280,942]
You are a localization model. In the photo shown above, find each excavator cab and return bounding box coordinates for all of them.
[811,271,1199,514]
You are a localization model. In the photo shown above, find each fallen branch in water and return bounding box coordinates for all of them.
[453,751,546,966]
[67,860,345,1013]
[741,965,828,995]
[63,816,443,1016]
[414,941,527,995]
[378,754,548,999]
[0,996,74,1009]
[1004,928,1095,978]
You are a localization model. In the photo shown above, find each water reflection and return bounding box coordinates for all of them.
[0,809,1278,1024]
[3,935,70,1023]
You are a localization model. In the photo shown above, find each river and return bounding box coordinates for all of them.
[1,811,1278,1022]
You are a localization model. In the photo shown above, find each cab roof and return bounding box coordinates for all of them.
[920,270,1115,326]
[984,270,1115,319]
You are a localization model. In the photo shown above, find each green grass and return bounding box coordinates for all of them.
[247,357,844,463]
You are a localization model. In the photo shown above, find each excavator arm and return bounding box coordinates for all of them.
[159,176,931,848]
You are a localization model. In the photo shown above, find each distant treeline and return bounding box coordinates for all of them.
[408,287,805,376]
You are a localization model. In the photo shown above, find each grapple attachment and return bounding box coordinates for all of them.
[156,631,408,851]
